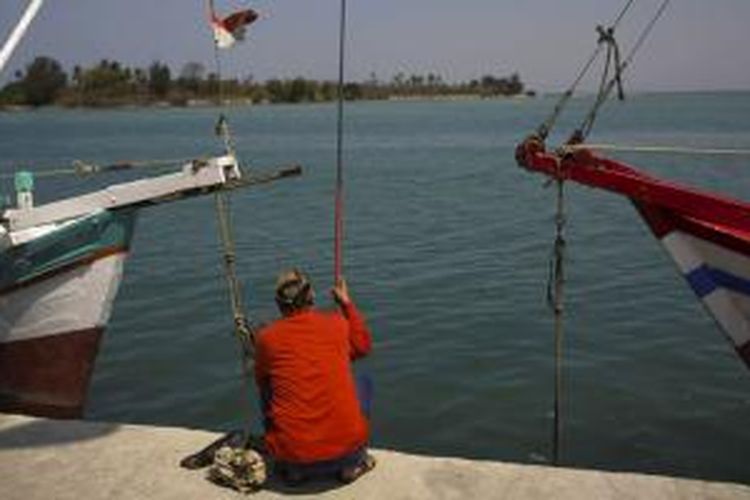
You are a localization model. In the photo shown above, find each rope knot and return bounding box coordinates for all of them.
[596,25,615,45]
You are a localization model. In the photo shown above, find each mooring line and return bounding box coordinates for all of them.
[564,143,750,157]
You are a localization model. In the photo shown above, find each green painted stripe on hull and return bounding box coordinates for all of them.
[0,208,137,292]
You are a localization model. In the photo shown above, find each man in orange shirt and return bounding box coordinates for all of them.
[254,268,375,485]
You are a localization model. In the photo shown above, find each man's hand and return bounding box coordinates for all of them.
[332,278,352,307]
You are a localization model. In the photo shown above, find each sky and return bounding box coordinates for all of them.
[1,0,749,92]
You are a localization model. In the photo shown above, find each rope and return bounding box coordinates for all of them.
[209,0,251,350]
[545,175,567,466]
[208,0,257,441]
[535,0,671,467]
[569,26,626,143]
[215,192,257,348]
[0,157,194,180]
[573,0,672,143]
[595,25,625,102]
[612,0,637,26]
[214,187,258,446]
[334,0,347,284]
[565,143,750,157]
[215,192,258,352]
[625,0,672,71]
[537,0,636,140]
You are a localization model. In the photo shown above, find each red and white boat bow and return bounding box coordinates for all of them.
[516,137,750,370]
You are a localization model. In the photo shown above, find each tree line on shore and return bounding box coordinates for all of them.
[0,56,534,108]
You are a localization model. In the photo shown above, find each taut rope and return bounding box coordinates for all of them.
[334,0,348,284]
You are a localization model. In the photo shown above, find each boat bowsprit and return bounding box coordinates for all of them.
[0,155,301,418]
[516,138,750,371]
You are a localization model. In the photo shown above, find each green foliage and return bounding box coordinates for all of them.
[478,73,524,96]
[178,62,205,93]
[0,81,27,106]
[265,78,322,103]
[1,55,532,109]
[21,56,67,106]
[148,62,171,98]
[343,82,363,100]
[74,59,134,105]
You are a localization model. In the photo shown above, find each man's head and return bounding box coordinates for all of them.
[275,268,314,315]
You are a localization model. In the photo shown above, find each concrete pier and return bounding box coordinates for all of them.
[1,413,748,499]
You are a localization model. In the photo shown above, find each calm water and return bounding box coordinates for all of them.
[2,93,749,484]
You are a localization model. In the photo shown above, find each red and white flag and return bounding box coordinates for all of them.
[209,2,259,49]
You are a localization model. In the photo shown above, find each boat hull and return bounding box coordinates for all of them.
[637,202,750,368]
[0,327,104,418]
[0,210,135,418]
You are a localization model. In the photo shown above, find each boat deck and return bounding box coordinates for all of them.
[1,413,748,499]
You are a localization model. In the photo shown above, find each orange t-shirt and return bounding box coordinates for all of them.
[254,302,372,463]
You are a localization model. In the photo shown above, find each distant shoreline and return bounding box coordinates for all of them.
[4,88,749,113]
[1,56,534,110]
[0,93,537,112]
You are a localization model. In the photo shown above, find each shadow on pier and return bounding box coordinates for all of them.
[0,415,119,449]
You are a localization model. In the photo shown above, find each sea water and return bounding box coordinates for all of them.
[1,92,749,483]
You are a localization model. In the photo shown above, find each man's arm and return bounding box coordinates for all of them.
[332,278,372,360]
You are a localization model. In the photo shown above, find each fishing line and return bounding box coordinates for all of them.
[334,0,347,284]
